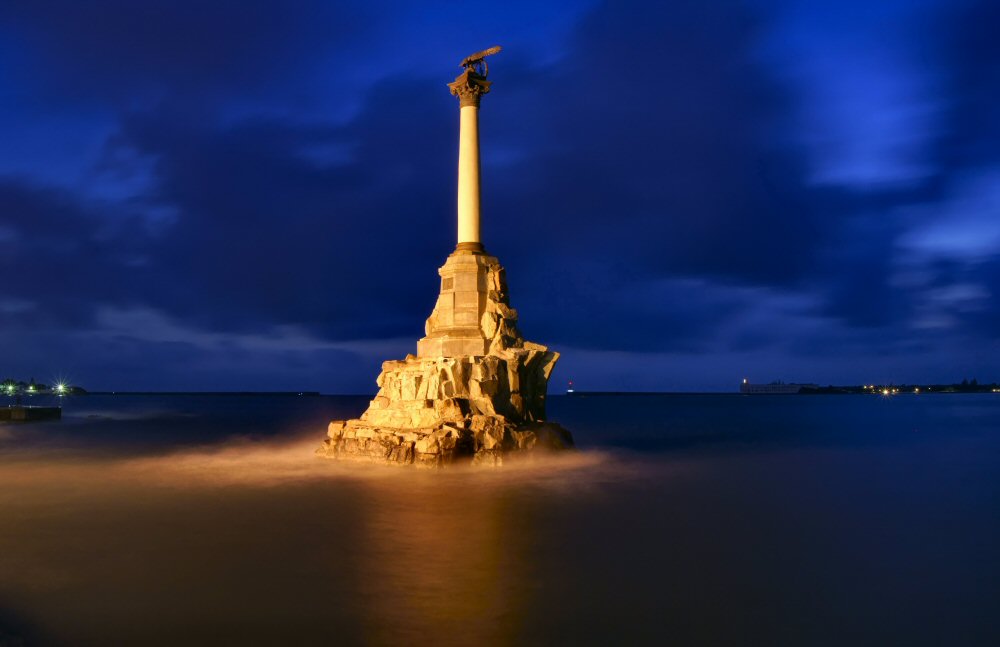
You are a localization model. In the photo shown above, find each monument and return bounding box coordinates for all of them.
[317,47,574,467]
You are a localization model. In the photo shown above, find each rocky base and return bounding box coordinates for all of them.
[317,415,574,467]
[316,249,572,468]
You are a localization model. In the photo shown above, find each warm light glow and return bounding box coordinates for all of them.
[882,388,890,395]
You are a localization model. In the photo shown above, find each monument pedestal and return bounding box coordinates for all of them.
[416,249,494,358]
[317,248,573,467]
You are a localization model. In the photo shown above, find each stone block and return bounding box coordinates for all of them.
[388,442,415,463]
[507,362,521,393]
[435,397,468,421]
[481,312,499,339]
[408,408,439,428]
[416,452,442,467]
[415,375,429,400]
[328,420,346,439]
[415,437,439,454]
[472,450,502,467]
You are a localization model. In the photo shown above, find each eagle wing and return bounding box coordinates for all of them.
[460,45,502,68]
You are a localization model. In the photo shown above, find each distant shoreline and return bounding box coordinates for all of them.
[86,391,323,396]
[37,388,1000,397]
[570,385,1000,396]
[798,383,998,395]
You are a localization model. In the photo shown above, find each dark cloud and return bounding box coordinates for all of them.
[105,78,456,339]
[0,0,368,102]
[89,0,827,354]
[0,180,153,327]
[938,0,1000,170]
[477,1,896,350]
[1,0,999,389]
[486,1,827,286]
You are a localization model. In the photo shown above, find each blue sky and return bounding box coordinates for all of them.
[0,0,998,391]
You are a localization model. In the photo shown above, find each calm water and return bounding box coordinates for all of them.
[1,393,998,646]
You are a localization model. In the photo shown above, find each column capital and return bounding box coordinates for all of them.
[448,69,491,108]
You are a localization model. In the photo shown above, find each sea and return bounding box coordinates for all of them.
[1,392,998,646]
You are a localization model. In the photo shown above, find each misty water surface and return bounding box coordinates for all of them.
[1,394,998,646]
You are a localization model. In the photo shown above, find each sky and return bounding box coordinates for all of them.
[0,0,998,392]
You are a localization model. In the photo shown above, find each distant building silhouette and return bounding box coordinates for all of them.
[740,378,818,394]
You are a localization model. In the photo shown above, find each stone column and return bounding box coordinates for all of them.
[414,69,495,358]
[448,69,491,254]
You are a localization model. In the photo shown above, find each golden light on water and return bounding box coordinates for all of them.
[0,432,630,645]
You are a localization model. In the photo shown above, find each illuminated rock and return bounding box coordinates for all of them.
[316,253,574,466]
[317,47,572,467]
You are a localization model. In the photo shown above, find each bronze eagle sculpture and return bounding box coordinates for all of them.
[460,46,502,77]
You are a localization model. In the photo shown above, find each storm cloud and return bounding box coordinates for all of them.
[1,0,998,391]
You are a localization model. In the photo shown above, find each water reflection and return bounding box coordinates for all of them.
[355,476,529,645]
[0,435,608,646]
